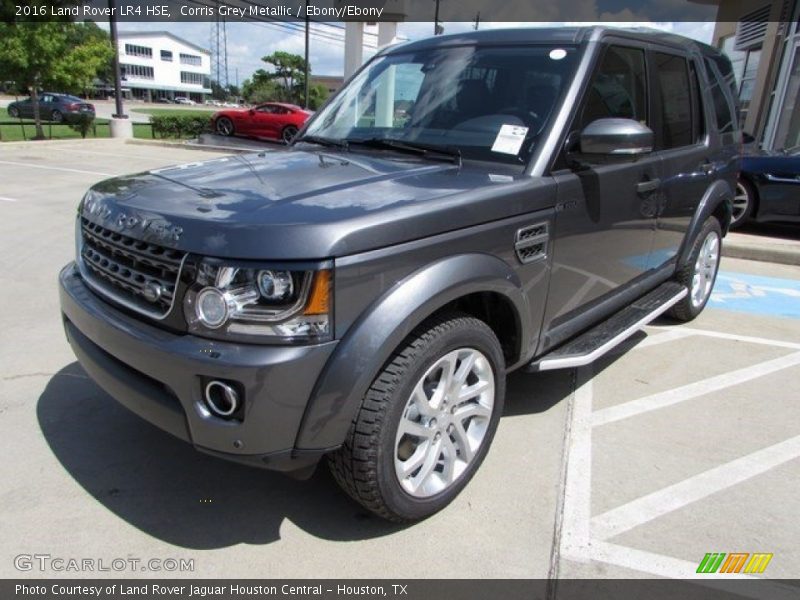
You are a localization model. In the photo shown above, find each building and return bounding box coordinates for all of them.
[115,31,212,103]
[310,75,345,95]
[701,0,800,150]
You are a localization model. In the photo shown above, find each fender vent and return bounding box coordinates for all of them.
[514,222,549,264]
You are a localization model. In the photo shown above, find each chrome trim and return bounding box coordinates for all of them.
[204,381,239,417]
[764,173,800,184]
[76,219,188,321]
[534,288,687,371]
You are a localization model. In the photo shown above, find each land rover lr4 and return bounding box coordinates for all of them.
[59,28,741,521]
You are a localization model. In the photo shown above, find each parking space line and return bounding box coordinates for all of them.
[0,160,112,177]
[592,351,800,427]
[591,435,800,541]
[629,328,696,350]
[556,367,594,564]
[652,326,800,351]
[590,541,800,595]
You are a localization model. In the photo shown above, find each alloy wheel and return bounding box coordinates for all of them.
[690,230,720,308]
[732,182,751,225]
[282,126,298,143]
[394,347,495,498]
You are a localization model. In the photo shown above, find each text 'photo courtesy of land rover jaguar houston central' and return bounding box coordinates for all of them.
[59,27,740,522]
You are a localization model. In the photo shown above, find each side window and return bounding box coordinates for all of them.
[580,45,647,128]
[703,56,738,139]
[689,61,705,141]
[653,52,693,149]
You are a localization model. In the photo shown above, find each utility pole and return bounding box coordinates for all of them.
[304,0,310,109]
[108,0,125,118]
[474,12,480,30]
[434,0,443,35]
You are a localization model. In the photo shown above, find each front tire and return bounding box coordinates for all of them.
[51,110,63,123]
[669,216,722,322]
[282,125,298,143]
[215,116,234,136]
[328,313,506,522]
[8,106,20,118]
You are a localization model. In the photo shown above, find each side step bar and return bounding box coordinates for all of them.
[528,282,687,372]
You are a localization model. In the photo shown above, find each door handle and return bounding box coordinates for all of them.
[636,179,661,194]
[702,161,715,175]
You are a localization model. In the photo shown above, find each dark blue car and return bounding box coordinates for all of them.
[7,93,95,124]
[734,146,800,228]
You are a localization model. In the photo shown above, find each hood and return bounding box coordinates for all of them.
[82,149,540,259]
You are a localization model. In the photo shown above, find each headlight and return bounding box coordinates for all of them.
[183,259,332,343]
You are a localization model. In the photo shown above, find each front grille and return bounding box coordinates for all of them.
[80,217,186,317]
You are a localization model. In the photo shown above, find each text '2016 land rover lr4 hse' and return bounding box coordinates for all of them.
[59,28,741,521]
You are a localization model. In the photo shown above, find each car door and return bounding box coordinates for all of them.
[251,104,280,138]
[647,50,715,270]
[542,42,662,350]
[39,94,55,119]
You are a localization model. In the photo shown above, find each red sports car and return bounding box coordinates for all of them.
[211,102,311,143]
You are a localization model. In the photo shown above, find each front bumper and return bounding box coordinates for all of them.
[59,262,338,473]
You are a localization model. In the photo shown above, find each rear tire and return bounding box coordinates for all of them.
[668,216,722,322]
[51,110,63,123]
[328,313,505,522]
[730,179,755,229]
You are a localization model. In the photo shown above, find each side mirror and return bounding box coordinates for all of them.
[579,118,654,157]
[249,108,255,115]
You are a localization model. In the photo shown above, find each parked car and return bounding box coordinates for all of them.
[174,97,195,105]
[211,102,311,143]
[59,27,739,522]
[154,97,173,104]
[733,145,800,228]
[7,93,95,123]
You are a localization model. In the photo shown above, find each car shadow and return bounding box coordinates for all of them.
[38,330,654,549]
[37,363,407,549]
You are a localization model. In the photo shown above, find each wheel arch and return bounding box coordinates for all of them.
[294,253,531,451]
[677,179,734,268]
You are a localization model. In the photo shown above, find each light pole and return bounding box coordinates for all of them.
[108,0,132,137]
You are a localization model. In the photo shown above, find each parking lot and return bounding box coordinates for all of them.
[0,139,798,584]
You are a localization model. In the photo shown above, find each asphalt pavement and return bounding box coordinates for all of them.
[0,139,798,586]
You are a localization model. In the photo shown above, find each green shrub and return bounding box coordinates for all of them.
[150,114,210,139]
[69,113,95,139]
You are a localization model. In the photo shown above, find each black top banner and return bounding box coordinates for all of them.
[4,0,735,23]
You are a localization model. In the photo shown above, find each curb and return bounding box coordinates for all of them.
[724,238,800,266]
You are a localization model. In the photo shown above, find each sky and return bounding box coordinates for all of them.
[111,20,716,85]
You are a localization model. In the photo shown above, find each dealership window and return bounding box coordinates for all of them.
[180,53,202,66]
[125,44,152,59]
[161,50,173,62]
[180,71,203,85]
[121,64,154,80]
[720,35,761,125]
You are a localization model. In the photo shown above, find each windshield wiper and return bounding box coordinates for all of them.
[294,134,349,150]
[348,138,462,166]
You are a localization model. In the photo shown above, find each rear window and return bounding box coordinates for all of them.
[653,52,693,149]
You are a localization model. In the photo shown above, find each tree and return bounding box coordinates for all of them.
[0,21,112,139]
[261,51,306,102]
[308,84,329,110]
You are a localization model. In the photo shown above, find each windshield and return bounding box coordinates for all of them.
[302,44,579,164]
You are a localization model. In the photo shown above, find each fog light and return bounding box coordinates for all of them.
[195,287,229,328]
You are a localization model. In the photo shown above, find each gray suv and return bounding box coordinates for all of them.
[59,28,740,522]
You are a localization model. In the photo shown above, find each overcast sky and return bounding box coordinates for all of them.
[112,21,716,85]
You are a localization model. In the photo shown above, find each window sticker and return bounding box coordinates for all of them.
[491,124,529,155]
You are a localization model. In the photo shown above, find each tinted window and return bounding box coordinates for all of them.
[689,61,705,141]
[653,52,693,148]
[581,45,647,127]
